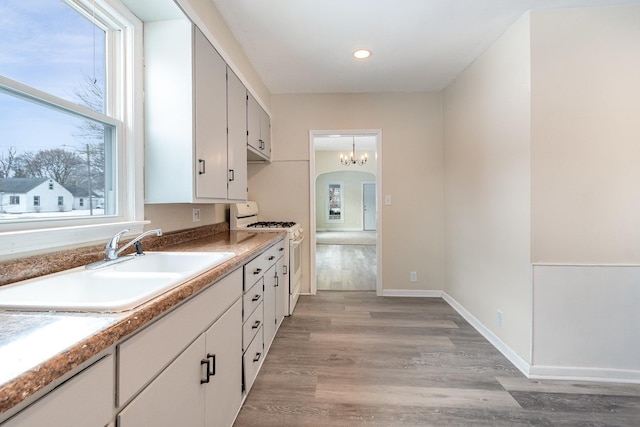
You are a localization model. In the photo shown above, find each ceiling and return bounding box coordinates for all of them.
[211,0,640,94]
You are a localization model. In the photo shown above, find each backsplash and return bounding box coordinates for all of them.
[0,222,229,287]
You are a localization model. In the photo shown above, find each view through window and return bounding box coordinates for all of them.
[0,0,116,220]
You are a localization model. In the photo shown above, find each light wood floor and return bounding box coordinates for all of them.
[234,291,640,426]
[316,244,376,291]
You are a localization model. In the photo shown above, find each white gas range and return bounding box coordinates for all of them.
[230,201,303,316]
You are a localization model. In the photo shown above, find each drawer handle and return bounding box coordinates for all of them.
[252,320,261,329]
[207,353,216,377]
[252,294,260,302]
[268,255,275,261]
[200,358,211,384]
[279,247,284,252]
[198,159,206,175]
[253,268,262,275]
[253,352,262,363]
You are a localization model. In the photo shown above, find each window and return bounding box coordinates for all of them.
[79,198,84,207]
[33,196,40,207]
[10,196,20,205]
[0,0,144,256]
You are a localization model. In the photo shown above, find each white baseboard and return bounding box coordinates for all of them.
[529,365,640,384]
[382,289,443,298]
[441,292,532,377]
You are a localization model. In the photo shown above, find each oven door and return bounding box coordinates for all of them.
[288,234,303,314]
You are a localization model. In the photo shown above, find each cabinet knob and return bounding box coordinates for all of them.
[253,352,262,363]
[252,294,260,302]
[252,320,261,329]
[268,255,275,261]
[253,268,262,275]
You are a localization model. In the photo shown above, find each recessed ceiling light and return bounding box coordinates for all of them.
[353,49,371,59]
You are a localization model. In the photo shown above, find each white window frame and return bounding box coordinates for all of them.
[0,0,146,259]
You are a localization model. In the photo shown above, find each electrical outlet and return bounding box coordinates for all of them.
[385,195,392,206]
[192,208,201,222]
[497,310,503,328]
[410,271,417,282]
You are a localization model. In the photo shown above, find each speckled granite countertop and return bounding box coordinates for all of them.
[0,226,284,416]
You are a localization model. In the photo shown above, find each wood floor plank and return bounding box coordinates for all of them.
[315,383,522,409]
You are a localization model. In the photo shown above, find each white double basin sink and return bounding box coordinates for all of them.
[0,252,235,313]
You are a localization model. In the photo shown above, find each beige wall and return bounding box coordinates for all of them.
[530,5,640,264]
[143,0,271,233]
[248,93,444,293]
[528,5,640,380]
[443,14,532,361]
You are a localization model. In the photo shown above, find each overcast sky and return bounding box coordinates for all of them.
[0,0,105,155]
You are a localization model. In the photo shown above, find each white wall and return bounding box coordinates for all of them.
[249,92,444,294]
[443,14,532,361]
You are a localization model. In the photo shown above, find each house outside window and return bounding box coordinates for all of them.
[33,196,40,207]
[58,196,64,207]
[10,196,20,205]
[79,198,84,207]
[0,0,144,256]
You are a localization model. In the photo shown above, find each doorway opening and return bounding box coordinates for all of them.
[309,130,382,295]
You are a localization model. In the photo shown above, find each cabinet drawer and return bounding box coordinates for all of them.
[243,326,264,393]
[265,240,285,263]
[244,255,267,290]
[118,268,242,406]
[242,301,263,352]
[243,279,263,319]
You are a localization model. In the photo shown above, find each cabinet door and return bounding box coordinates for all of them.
[2,355,114,427]
[246,93,262,153]
[262,263,277,350]
[275,256,286,330]
[204,299,243,427]
[118,336,206,427]
[226,68,248,201]
[259,106,271,158]
[194,26,227,199]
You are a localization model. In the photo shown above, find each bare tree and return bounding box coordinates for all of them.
[18,149,82,186]
[0,147,18,178]
[71,75,106,192]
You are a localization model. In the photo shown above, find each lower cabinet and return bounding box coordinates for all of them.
[118,299,242,427]
[117,268,244,427]
[1,355,114,427]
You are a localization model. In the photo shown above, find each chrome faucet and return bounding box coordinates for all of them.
[87,228,163,269]
[106,228,163,260]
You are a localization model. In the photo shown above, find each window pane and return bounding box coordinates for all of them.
[0,0,106,112]
[0,91,115,219]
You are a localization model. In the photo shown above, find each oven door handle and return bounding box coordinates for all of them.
[290,235,304,248]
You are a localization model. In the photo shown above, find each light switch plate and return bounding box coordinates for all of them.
[385,195,392,205]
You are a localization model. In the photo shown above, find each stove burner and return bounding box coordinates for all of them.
[248,221,297,229]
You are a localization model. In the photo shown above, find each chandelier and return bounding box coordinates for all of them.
[340,137,368,166]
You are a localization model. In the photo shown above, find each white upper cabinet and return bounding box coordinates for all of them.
[144,20,247,203]
[226,68,248,201]
[247,93,271,162]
